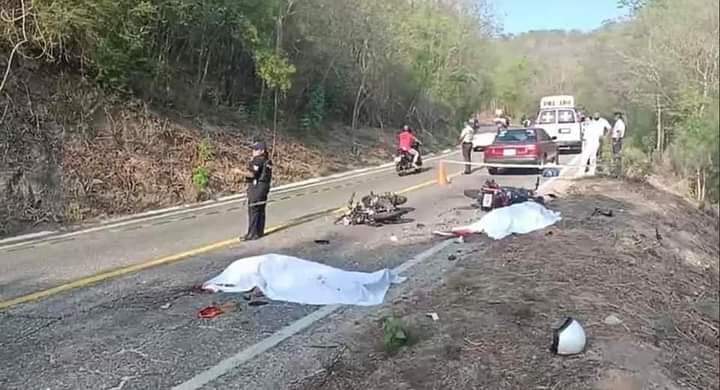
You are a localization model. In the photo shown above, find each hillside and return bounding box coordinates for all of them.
[0,64,440,238]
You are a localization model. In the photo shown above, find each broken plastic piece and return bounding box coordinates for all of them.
[591,208,613,217]
[198,306,224,319]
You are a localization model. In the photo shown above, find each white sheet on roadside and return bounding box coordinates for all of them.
[202,254,406,306]
[453,201,561,240]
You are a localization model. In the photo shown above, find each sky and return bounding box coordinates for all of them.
[495,0,628,34]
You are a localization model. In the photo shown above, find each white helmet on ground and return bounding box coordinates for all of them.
[551,317,587,355]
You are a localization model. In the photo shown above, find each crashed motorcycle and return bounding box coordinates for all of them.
[335,192,410,226]
[464,178,544,211]
[395,142,423,176]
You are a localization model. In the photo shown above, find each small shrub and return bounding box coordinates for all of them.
[197,138,214,164]
[382,316,409,352]
[621,145,652,180]
[192,166,210,191]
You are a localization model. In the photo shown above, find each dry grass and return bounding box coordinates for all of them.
[294,179,720,390]
[59,104,396,222]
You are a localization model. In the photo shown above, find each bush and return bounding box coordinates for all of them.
[382,316,409,352]
[666,111,719,202]
[192,166,210,191]
[621,145,652,180]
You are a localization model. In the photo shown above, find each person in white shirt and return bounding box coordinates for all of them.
[592,112,612,136]
[579,115,604,176]
[612,112,626,156]
[458,120,475,174]
[591,112,612,161]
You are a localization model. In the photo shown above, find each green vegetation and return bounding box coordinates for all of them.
[491,0,719,202]
[192,138,213,192]
[382,316,409,352]
[1,0,497,129]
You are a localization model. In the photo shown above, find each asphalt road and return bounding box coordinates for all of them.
[0,146,574,390]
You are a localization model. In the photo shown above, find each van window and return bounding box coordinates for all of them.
[558,109,576,124]
[537,110,557,124]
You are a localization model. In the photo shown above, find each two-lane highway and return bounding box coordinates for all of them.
[0,151,462,304]
[0,147,577,390]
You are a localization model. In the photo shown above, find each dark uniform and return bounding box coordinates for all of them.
[245,145,272,240]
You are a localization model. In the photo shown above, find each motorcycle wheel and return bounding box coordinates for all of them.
[391,195,407,206]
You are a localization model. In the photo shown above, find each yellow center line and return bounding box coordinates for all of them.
[0,170,463,310]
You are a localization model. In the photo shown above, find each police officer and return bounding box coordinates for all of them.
[243,142,272,241]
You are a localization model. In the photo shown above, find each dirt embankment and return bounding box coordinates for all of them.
[0,64,433,238]
[294,179,720,390]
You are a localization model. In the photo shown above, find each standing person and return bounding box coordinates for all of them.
[611,112,626,176]
[592,112,612,136]
[579,117,603,176]
[458,120,475,175]
[591,112,612,161]
[611,112,626,156]
[243,142,273,241]
[521,115,531,127]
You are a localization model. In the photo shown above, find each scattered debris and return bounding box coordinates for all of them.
[552,317,587,356]
[335,192,411,226]
[189,284,212,295]
[426,312,440,321]
[592,208,614,217]
[248,299,269,307]
[198,305,225,319]
[455,236,464,244]
[159,303,171,310]
[198,302,238,318]
[603,314,623,326]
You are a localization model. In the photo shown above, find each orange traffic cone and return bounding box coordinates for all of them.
[437,161,449,186]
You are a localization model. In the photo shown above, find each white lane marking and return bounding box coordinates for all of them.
[171,239,455,390]
[0,151,460,251]
[171,155,578,390]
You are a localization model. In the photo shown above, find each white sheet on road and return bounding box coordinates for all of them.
[453,201,561,239]
[202,254,406,306]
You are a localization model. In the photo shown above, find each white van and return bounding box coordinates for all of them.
[534,95,582,153]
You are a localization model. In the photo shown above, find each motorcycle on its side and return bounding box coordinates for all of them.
[395,142,423,176]
[464,178,544,211]
[335,192,410,226]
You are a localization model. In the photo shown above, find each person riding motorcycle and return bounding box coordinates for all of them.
[397,125,422,168]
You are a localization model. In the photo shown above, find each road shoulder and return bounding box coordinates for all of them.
[273,178,719,390]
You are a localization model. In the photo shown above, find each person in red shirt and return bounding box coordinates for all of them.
[397,125,421,167]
